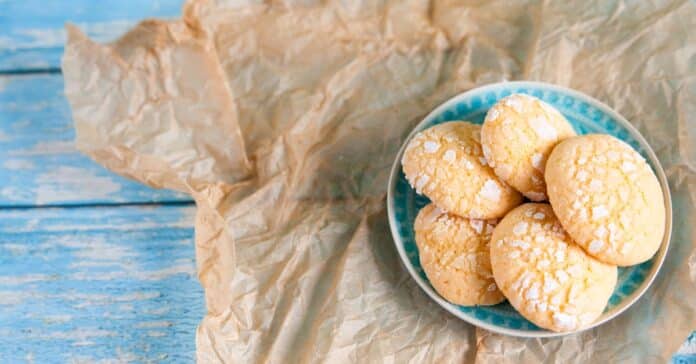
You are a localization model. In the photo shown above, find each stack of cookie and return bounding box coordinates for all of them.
[402,94,665,332]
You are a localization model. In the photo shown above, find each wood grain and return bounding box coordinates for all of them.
[0,74,192,206]
[0,204,202,363]
[0,0,184,72]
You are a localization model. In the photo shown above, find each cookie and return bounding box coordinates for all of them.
[402,121,522,219]
[490,203,617,332]
[481,94,576,201]
[545,134,666,266]
[414,203,505,306]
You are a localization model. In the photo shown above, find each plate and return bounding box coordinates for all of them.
[386,81,672,337]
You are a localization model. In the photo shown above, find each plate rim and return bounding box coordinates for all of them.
[386,80,673,338]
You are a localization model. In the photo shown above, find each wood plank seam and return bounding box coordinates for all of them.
[0,68,61,75]
[0,200,194,210]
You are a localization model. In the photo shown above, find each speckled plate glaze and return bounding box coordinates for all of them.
[387,81,672,337]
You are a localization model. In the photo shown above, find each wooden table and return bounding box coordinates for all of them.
[0,1,693,362]
[0,1,202,362]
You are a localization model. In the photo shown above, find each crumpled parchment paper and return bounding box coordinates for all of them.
[62,0,696,362]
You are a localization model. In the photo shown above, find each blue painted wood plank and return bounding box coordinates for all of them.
[0,0,184,72]
[0,204,202,363]
[0,74,192,206]
[674,332,696,363]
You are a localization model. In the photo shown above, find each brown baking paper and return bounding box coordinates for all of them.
[62,0,696,362]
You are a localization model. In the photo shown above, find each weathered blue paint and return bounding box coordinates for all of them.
[675,332,696,364]
[0,205,202,363]
[0,0,185,72]
[0,4,202,361]
[0,74,191,206]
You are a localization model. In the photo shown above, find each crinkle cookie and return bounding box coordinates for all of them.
[402,121,522,219]
[414,203,505,306]
[490,203,617,332]
[545,134,666,266]
[481,94,576,201]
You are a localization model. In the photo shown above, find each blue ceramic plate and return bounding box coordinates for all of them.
[387,81,672,337]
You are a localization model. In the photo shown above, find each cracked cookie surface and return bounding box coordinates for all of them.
[490,203,617,332]
[414,203,505,306]
[481,94,576,201]
[402,121,522,219]
[545,134,665,266]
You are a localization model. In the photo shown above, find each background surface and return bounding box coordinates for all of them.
[0,1,202,362]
